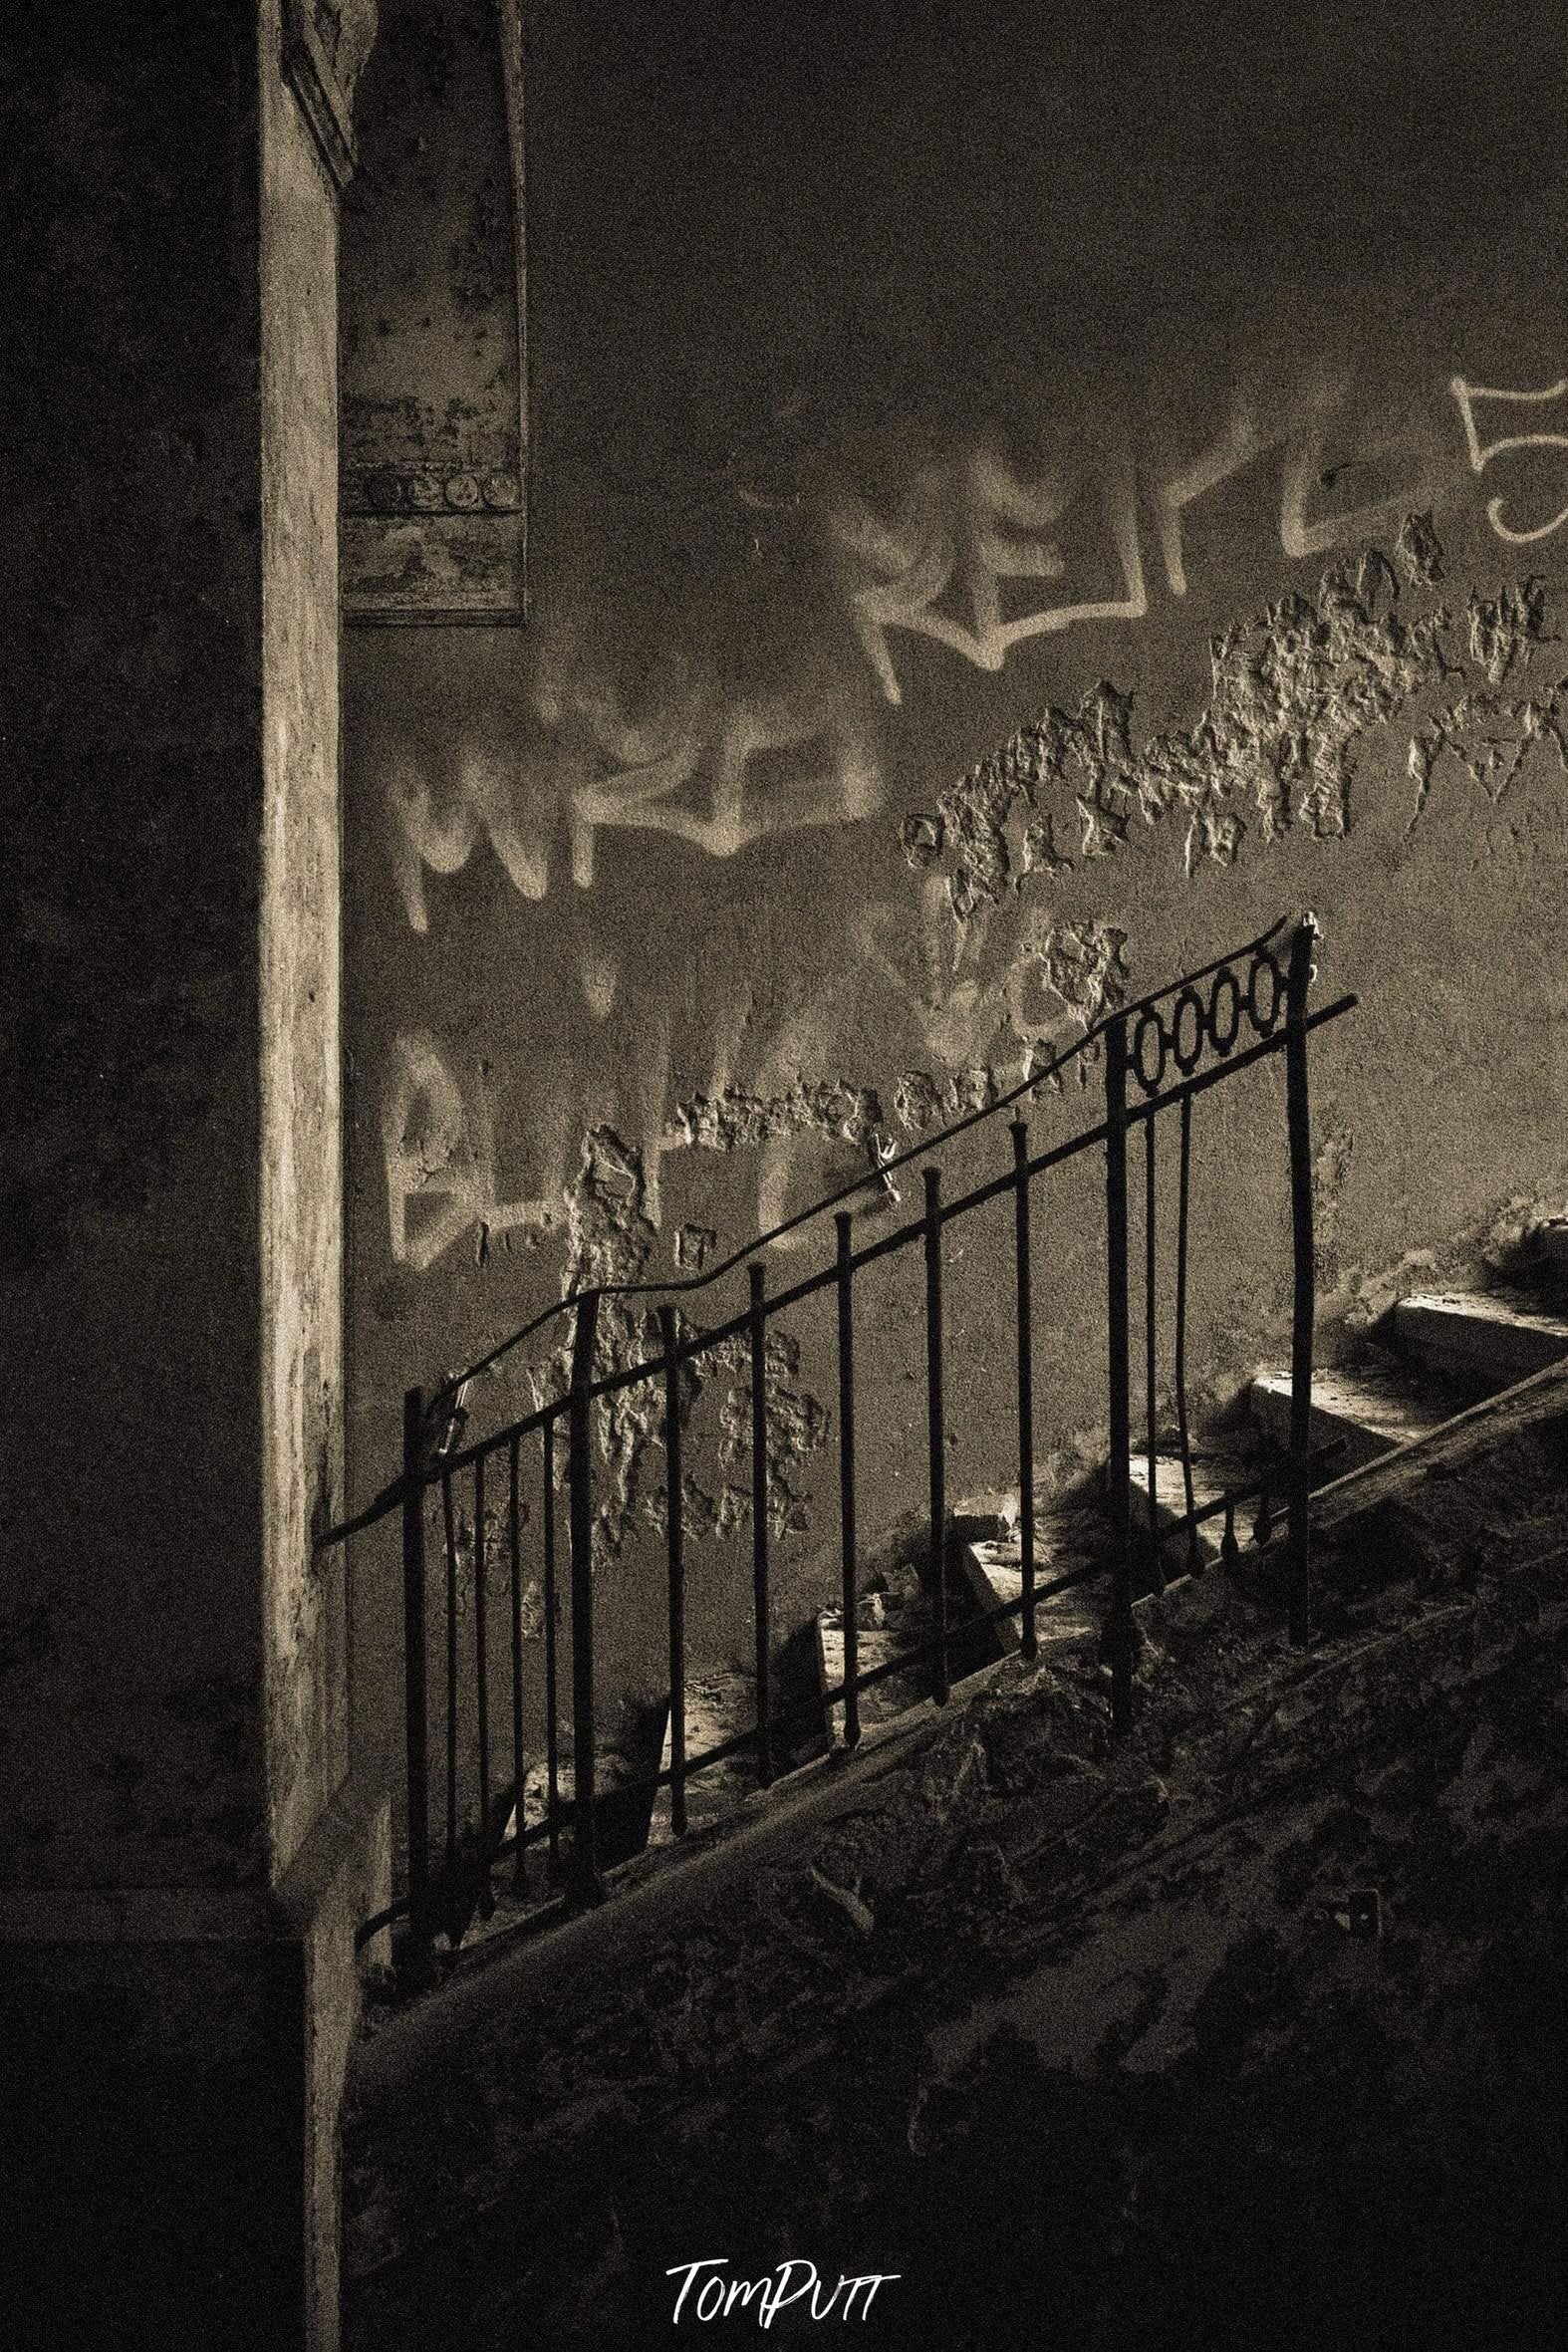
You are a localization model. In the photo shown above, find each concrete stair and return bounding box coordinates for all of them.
[817,1616,929,1735]
[433,1249,1568,1973]
[1130,1450,1230,1568]
[648,1636,830,1848]
[1388,1288,1568,1387]
[960,1495,1106,1652]
[1249,1358,1455,1474]
[1532,1217,1568,1282]
[459,1743,656,1951]
[1244,1274,1568,1504]
[648,1672,767,1848]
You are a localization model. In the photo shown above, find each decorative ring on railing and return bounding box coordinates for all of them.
[1129,951,1283,1099]
[1172,985,1206,1076]
[1245,947,1284,1037]
[1207,964,1241,1053]
[1132,1006,1169,1095]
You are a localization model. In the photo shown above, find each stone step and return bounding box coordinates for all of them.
[1535,1217,1568,1272]
[816,1616,933,1738]
[1249,1361,1454,1473]
[962,1496,1107,1651]
[1130,1451,1228,1567]
[1390,1289,1568,1388]
[461,1746,650,1949]
[648,1672,774,1848]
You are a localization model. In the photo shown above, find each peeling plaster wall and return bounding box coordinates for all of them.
[343,1,1568,1765]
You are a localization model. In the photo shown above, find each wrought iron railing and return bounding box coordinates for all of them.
[321,915,1355,1968]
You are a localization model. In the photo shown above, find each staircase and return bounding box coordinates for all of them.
[410,1222,1568,1974]
[320,919,1568,1987]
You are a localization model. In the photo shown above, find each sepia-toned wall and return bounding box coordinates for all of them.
[342,1,1568,1757]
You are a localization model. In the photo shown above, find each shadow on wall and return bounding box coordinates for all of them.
[340,0,1568,1748]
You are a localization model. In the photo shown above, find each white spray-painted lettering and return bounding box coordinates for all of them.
[382,1028,555,1272]
[1450,375,1568,546]
[825,448,1146,706]
[381,358,1532,925]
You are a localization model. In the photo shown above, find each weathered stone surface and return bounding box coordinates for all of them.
[344,1443,1568,2348]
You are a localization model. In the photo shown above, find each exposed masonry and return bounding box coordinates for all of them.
[558,920,1131,1547]
[1395,507,1445,590]
[903,523,1566,921]
[477,1125,832,1572]
[440,529,1567,1575]
[672,1076,883,1158]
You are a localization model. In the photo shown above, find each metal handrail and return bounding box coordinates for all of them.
[420,916,1292,1422]
[318,915,1296,1548]
[333,913,1356,1969]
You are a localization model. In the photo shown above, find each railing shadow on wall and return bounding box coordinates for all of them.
[319,915,1355,1973]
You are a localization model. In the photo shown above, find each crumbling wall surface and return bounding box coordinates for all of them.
[344,1436,1568,2350]
[343,2,1568,1754]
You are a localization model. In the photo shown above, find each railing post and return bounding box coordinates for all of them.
[568,1290,604,1908]
[749,1263,773,1785]
[400,1388,433,1973]
[542,1418,561,1884]
[1011,1122,1038,1662]
[1285,917,1318,1648]
[658,1305,687,1837]
[472,1452,490,1904]
[924,1167,948,1706]
[836,1211,861,1749]
[507,1435,526,1896]
[1105,1016,1135,1732]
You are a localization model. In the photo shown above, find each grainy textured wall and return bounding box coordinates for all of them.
[262,0,352,1878]
[0,5,271,1888]
[342,1,1568,1749]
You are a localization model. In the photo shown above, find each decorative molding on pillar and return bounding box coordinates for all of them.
[283,0,380,192]
[495,0,530,621]
[341,0,528,626]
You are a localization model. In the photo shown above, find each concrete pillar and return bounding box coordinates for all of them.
[0,7,384,2346]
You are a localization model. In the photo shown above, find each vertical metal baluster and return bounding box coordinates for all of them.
[1254,1474,1274,1549]
[1105,1014,1135,1733]
[473,1452,490,1887]
[400,1389,432,1970]
[1011,1123,1038,1662]
[542,1418,561,1884]
[749,1264,772,1786]
[508,1434,525,1896]
[1285,918,1318,1648]
[568,1291,603,1908]
[440,1467,459,1875]
[1175,1093,1199,1578]
[835,1211,861,1750]
[659,1306,687,1836]
[1144,1113,1165,1594]
[1220,1494,1240,1571]
[924,1168,948,1706]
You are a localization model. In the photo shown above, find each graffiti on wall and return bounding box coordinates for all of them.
[382,1027,556,1272]
[1450,377,1568,547]
[381,361,1568,942]
[387,666,884,935]
[380,510,1568,1296]
[365,356,1568,1562]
